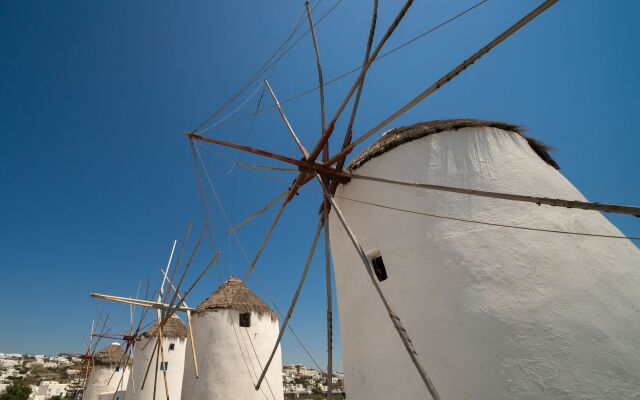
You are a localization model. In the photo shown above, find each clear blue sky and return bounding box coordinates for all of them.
[1,1,638,370]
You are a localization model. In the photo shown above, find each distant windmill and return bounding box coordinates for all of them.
[82,342,130,400]
[89,280,160,400]
[60,314,111,400]
[91,224,220,400]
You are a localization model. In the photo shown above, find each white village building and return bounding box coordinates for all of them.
[328,119,640,399]
[181,276,284,400]
[125,315,187,400]
[28,380,68,400]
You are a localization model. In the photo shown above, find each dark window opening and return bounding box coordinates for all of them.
[371,255,388,282]
[115,366,120,372]
[160,362,168,371]
[169,343,175,351]
[239,312,251,327]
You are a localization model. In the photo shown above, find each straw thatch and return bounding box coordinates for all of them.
[94,343,129,366]
[142,315,188,339]
[196,276,277,320]
[348,119,559,170]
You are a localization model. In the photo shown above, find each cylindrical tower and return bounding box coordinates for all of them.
[181,276,284,400]
[125,315,187,400]
[83,343,130,400]
[328,119,640,399]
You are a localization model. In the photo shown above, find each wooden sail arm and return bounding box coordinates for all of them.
[90,292,196,312]
[185,132,346,179]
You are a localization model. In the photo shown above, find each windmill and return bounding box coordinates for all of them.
[81,342,130,400]
[183,0,640,399]
[91,224,221,400]
[180,276,284,400]
[60,314,111,399]
[88,280,162,400]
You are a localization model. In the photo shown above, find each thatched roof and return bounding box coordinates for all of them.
[142,315,188,339]
[196,276,277,320]
[348,119,559,170]
[94,343,128,366]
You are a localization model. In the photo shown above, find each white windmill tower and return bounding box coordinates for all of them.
[82,343,130,400]
[125,315,188,400]
[181,276,284,400]
[327,119,640,399]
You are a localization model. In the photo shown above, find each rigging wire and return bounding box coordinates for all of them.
[213,0,489,128]
[244,327,278,400]
[191,2,309,133]
[192,0,335,134]
[229,316,272,400]
[227,86,267,276]
[197,82,266,136]
[214,154,640,241]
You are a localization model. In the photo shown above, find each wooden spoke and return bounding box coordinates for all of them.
[226,189,288,234]
[323,205,333,400]
[163,223,192,305]
[256,218,324,389]
[316,176,441,400]
[140,339,159,391]
[161,267,199,379]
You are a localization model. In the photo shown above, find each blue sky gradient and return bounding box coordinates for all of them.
[1,1,638,369]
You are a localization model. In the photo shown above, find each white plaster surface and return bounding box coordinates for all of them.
[181,309,284,400]
[83,365,130,400]
[125,336,186,400]
[328,127,640,400]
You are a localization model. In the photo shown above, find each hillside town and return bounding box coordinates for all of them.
[0,352,344,399]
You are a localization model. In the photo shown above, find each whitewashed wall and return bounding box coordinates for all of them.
[328,126,640,399]
[125,336,186,400]
[181,310,284,400]
[83,365,130,400]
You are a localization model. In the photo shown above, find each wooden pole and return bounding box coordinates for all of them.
[241,200,288,281]
[157,321,170,400]
[323,206,333,400]
[161,268,199,379]
[186,133,344,178]
[160,240,177,301]
[140,339,159,391]
[185,310,198,379]
[317,177,442,400]
[152,338,160,400]
[333,0,378,182]
[90,293,196,312]
[227,155,640,217]
[164,223,192,305]
[226,189,288,234]
[348,172,640,217]
[305,0,326,138]
[255,218,324,390]
[265,80,308,157]
[164,225,209,319]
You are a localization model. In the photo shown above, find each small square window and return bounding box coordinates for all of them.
[115,366,120,372]
[160,362,168,371]
[239,312,251,327]
[371,255,387,282]
[169,343,175,351]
